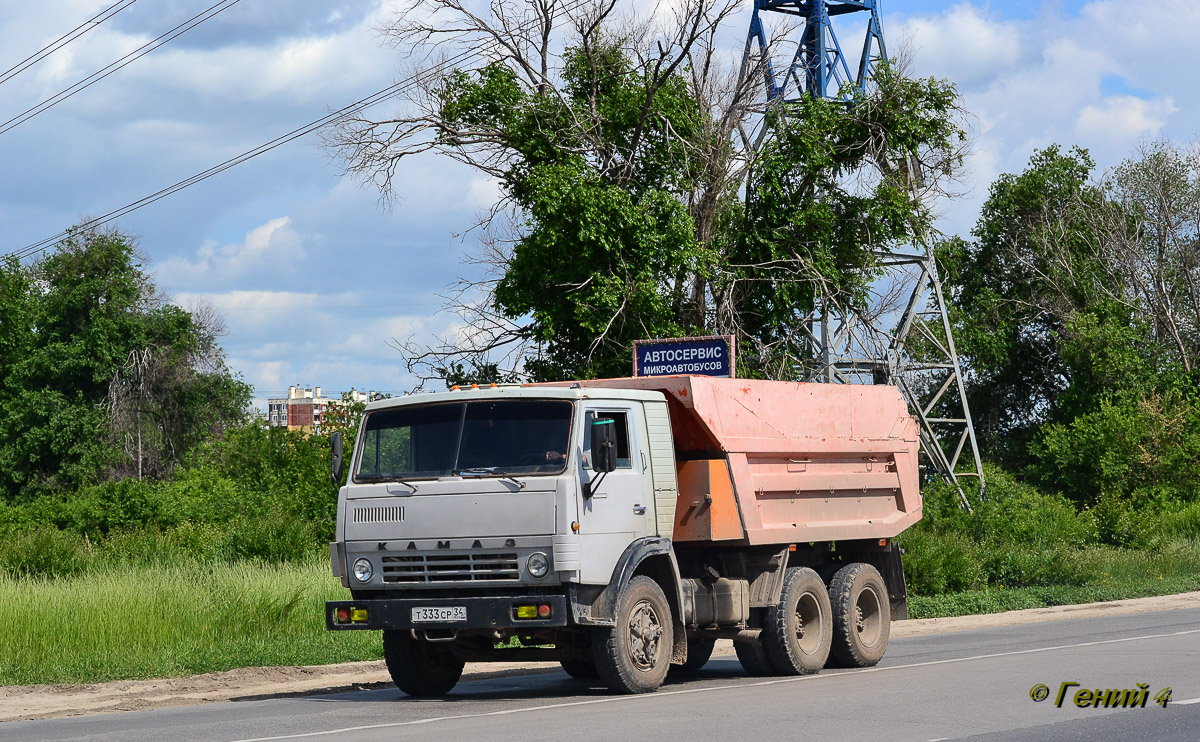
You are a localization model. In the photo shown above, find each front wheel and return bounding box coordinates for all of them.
[382,630,465,697]
[592,576,674,693]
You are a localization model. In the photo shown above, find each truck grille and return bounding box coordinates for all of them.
[381,552,520,583]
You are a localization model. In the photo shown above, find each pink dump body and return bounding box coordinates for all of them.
[544,376,921,546]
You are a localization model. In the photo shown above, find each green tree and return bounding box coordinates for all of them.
[331,0,966,383]
[938,146,1126,461]
[0,228,251,500]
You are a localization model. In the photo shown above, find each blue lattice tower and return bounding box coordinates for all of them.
[744,0,887,103]
[743,1,984,503]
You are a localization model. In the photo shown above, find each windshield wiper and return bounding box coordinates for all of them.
[357,474,418,492]
[454,467,526,490]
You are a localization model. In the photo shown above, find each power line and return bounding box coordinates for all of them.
[6,0,591,263]
[0,0,241,137]
[6,0,590,263]
[0,0,140,89]
[5,75,418,260]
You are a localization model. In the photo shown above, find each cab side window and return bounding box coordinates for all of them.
[584,411,632,469]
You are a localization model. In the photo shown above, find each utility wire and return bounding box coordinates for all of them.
[0,0,141,89]
[0,0,241,137]
[6,0,590,262]
[6,75,421,260]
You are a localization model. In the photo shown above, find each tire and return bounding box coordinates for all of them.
[592,576,674,693]
[560,658,600,680]
[382,630,465,697]
[827,562,890,668]
[734,638,774,677]
[762,567,832,675]
[672,636,717,674]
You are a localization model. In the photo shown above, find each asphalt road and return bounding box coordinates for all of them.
[7,606,1200,742]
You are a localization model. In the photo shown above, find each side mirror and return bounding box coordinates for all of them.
[590,418,617,474]
[331,431,344,485]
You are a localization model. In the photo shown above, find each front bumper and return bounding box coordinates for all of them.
[326,594,569,631]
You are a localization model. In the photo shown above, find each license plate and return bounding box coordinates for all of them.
[410,606,467,623]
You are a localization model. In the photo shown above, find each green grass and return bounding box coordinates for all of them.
[909,574,1200,619]
[907,538,1200,618]
[0,557,381,686]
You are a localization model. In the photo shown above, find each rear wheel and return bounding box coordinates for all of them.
[592,576,673,693]
[673,636,717,674]
[762,567,832,675]
[734,639,774,677]
[382,630,465,697]
[560,658,600,680]
[828,562,890,668]
[735,608,774,677]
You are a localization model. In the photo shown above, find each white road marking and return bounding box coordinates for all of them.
[228,628,1200,742]
[1172,697,1200,705]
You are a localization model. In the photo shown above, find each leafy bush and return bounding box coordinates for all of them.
[0,524,93,578]
[969,467,1097,547]
[1034,389,1200,505]
[980,544,1099,588]
[898,530,982,594]
[220,512,321,564]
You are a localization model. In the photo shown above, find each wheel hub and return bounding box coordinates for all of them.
[628,600,663,670]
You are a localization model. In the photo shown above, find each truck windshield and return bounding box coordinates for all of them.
[355,400,573,481]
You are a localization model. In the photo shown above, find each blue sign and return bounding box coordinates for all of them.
[634,336,734,378]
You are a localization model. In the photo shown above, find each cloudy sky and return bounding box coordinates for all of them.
[2,0,1196,409]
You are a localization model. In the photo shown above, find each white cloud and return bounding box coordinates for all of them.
[156,217,302,290]
[898,3,1021,88]
[1075,96,1177,143]
[889,1,1198,234]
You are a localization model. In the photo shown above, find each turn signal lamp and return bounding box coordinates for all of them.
[351,608,369,623]
[514,604,553,620]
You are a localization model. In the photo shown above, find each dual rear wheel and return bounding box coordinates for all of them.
[735,562,890,677]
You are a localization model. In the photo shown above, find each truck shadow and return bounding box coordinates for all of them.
[251,657,751,706]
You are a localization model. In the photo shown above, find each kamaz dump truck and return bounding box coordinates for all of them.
[325,375,921,695]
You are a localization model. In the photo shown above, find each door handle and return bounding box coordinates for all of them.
[633,504,646,515]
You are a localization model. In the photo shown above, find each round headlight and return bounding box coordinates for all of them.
[526,552,549,579]
[352,558,373,582]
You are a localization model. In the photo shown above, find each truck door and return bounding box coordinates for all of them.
[576,404,655,584]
